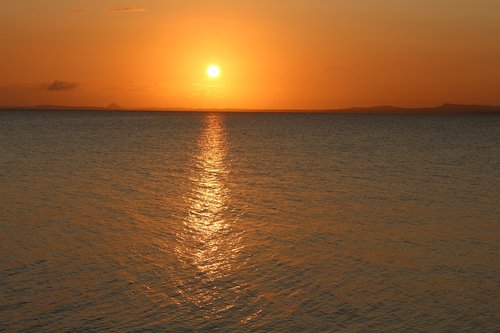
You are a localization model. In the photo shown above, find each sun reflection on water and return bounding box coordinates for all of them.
[175,113,242,313]
[188,114,230,275]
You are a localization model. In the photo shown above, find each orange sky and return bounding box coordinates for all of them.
[1,0,499,109]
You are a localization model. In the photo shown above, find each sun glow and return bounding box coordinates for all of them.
[207,65,221,79]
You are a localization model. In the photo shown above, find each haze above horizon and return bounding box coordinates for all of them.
[1,1,499,109]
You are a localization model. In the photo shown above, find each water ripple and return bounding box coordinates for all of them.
[0,111,499,331]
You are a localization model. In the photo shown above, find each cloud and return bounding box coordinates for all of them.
[105,7,146,13]
[42,80,79,91]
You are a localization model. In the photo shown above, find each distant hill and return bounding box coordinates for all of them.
[107,103,124,110]
[339,104,500,115]
[9,105,107,110]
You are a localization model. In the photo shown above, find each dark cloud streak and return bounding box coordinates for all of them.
[43,80,79,91]
[105,7,146,13]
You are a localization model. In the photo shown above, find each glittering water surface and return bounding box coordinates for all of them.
[0,111,499,332]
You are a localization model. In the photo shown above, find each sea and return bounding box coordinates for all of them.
[0,110,499,332]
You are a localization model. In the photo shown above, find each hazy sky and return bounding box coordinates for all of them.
[1,0,499,109]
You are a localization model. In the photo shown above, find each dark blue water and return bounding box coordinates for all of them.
[0,110,499,332]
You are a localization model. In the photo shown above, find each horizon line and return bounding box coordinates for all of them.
[1,103,500,114]
[2,102,500,109]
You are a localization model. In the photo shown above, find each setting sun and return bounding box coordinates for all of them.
[207,65,221,79]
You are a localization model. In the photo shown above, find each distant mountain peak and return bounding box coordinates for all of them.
[107,103,124,109]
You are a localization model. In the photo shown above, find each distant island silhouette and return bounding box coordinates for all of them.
[1,103,499,114]
[107,103,125,110]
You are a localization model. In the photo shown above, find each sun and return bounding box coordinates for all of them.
[207,65,220,79]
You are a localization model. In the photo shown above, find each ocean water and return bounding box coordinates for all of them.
[0,110,499,332]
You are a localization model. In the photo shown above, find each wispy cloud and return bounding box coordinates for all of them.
[105,7,146,13]
[42,80,79,91]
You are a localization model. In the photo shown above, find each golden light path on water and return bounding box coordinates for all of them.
[174,114,246,318]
